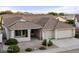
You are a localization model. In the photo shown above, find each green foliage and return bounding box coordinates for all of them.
[7,45,20,53]
[0,10,13,15]
[25,48,33,52]
[66,20,75,26]
[75,33,79,38]
[39,46,46,50]
[42,39,53,46]
[48,40,53,46]
[5,38,18,45]
[48,12,58,16]
[42,39,47,46]
[59,13,64,16]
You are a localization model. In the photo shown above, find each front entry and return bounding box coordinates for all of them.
[31,29,41,40]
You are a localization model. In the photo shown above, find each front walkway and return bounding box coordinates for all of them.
[18,40,42,52]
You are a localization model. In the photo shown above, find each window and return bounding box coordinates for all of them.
[15,30,28,37]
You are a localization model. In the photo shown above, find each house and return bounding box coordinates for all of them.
[2,14,75,42]
[75,15,79,29]
[61,14,75,20]
[56,17,66,22]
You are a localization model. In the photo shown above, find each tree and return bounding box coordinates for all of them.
[65,20,75,26]
[59,13,64,16]
[0,10,13,15]
[48,12,58,16]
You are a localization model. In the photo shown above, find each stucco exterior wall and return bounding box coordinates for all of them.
[3,25,10,40]
[0,33,2,42]
[57,17,66,22]
[42,30,55,40]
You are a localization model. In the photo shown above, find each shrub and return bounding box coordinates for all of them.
[48,40,53,46]
[25,48,33,52]
[7,45,20,53]
[42,39,53,46]
[75,33,79,38]
[5,38,18,45]
[39,46,46,50]
[42,39,47,46]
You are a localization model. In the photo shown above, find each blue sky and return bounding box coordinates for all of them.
[0,6,79,14]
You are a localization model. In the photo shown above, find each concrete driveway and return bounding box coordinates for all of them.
[53,38,79,48]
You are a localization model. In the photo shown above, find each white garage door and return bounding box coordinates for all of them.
[42,30,54,39]
[56,30,73,39]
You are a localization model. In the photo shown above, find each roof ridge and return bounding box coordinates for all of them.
[53,19,59,30]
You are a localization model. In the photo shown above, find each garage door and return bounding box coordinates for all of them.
[42,30,54,39]
[56,30,73,39]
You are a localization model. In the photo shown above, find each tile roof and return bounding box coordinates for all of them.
[2,14,74,30]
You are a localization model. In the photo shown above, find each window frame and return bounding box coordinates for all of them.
[15,30,28,37]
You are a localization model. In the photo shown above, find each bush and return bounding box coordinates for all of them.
[7,45,20,53]
[39,46,46,50]
[42,39,47,46]
[75,33,79,38]
[48,40,53,46]
[25,48,33,52]
[5,38,18,45]
[42,39,53,46]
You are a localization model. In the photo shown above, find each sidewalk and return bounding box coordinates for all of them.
[32,45,79,53]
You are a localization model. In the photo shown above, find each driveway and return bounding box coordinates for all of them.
[59,49,79,53]
[53,38,79,48]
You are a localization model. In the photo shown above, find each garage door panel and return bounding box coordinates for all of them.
[56,30,73,39]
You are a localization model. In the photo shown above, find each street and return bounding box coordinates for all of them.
[59,49,79,53]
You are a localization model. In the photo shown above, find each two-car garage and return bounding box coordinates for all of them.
[55,28,75,39]
[42,28,75,40]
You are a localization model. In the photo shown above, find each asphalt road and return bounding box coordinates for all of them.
[59,49,79,53]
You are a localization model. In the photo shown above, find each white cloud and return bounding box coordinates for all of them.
[0,6,79,14]
[49,6,79,14]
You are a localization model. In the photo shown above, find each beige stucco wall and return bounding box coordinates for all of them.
[0,33,2,42]
[57,17,66,22]
[42,30,55,40]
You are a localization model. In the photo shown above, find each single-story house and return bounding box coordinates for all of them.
[2,14,75,42]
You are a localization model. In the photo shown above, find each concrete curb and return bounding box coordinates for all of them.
[32,45,79,53]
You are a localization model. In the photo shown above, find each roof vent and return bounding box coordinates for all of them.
[20,19,26,22]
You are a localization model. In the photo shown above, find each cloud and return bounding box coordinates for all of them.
[0,6,79,14]
[49,6,79,14]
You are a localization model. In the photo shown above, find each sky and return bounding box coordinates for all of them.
[0,6,79,14]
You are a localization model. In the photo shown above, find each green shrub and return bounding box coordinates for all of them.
[48,40,53,46]
[75,33,79,38]
[7,45,20,53]
[42,39,53,46]
[42,39,47,46]
[39,46,46,50]
[5,38,18,45]
[25,48,33,52]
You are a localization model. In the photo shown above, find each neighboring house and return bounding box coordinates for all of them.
[75,15,79,29]
[56,17,66,22]
[61,14,75,20]
[2,14,75,42]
